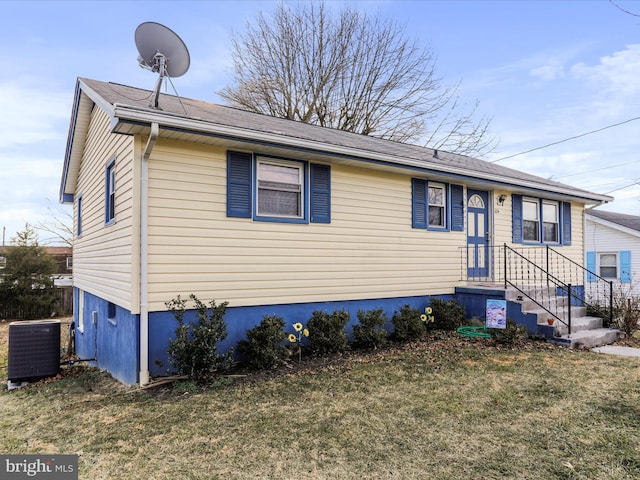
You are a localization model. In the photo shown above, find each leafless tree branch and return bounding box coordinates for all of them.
[219,1,497,157]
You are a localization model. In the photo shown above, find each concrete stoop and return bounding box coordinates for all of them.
[507,287,621,349]
[562,328,621,349]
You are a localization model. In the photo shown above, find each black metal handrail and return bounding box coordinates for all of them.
[502,245,571,332]
[461,244,614,330]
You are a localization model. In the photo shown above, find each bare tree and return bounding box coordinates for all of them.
[219,1,496,156]
[34,200,73,247]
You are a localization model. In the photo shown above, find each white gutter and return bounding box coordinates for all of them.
[139,122,158,386]
[111,105,613,205]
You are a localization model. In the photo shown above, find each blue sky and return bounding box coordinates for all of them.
[1,0,639,244]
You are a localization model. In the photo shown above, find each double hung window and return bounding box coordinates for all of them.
[599,253,618,279]
[428,183,446,228]
[542,201,559,243]
[412,179,464,232]
[227,151,331,224]
[106,159,116,224]
[513,196,569,245]
[257,159,303,218]
[523,199,540,242]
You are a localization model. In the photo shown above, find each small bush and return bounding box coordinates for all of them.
[237,315,289,370]
[166,294,234,384]
[352,308,388,350]
[391,304,424,342]
[307,309,349,356]
[428,297,466,331]
[491,319,528,346]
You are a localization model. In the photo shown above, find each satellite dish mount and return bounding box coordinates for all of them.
[135,22,190,109]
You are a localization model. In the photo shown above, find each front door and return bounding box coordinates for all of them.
[467,190,489,278]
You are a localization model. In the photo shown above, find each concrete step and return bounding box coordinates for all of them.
[560,328,621,349]
[526,306,587,325]
[552,316,603,336]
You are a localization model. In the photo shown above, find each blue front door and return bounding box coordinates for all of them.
[467,190,489,278]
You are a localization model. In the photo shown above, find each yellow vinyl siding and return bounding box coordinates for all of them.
[72,107,139,311]
[145,141,465,310]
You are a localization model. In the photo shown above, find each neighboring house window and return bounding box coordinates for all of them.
[106,159,116,224]
[599,253,617,279]
[586,250,631,283]
[226,151,331,224]
[77,195,83,237]
[66,257,73,270]
[412,179,464,232]
[512,195,570,245]
[0,256,5,269]
[257,159,303,218]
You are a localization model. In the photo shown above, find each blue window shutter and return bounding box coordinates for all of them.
[412,179,427,229]
[512,194,523,243]
[310,164,331,223]
[620,250,632,283]
[227,151,252,218]
[586,251,596,282]
[451,184,464,232]
[562,202,572,245]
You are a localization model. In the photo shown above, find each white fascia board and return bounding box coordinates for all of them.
[110,104,613,204]
[586,214,640,239]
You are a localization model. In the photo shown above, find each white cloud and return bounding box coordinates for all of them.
[571,44,640,96]
[0,78,69,148]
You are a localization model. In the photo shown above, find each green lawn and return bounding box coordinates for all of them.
[1,323,640,479]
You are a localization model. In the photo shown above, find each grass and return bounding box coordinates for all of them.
[1,321,640,479]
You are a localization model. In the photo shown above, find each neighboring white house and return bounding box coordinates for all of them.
[585,209,639,296]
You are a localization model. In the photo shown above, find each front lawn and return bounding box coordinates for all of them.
[1,321,640,479]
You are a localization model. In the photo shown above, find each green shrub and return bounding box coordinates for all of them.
[428,297,466,331]
[352,308,388,350]
[237,315,289,370]
[165,294,234,383]
[307,309,349,356]
[391,304,424,342]
[491,319,528,346]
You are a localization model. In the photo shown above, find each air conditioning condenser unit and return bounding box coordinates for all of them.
[8,319,61,383]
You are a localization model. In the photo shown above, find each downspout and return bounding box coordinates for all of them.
[139,122,158,386]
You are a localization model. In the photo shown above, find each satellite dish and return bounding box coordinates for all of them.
[135,22,190,108]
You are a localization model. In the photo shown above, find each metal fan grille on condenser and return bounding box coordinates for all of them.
[8,320,61,382]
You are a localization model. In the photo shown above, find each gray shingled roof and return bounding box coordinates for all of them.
[587,209,640,232]
[74,78,612,203]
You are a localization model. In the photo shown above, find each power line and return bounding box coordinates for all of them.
[490,116,640,163]
[604,180,640,195]
[553,159,640,180]
[609,0,640,17]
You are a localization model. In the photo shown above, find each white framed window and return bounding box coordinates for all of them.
[66,257,73,270]
[523,198,540,242]
[599,253,618,279]
[257,158,303,218]
[106,159,116,224]
[428,183,446,228]
[0,256,5,269]
[542,201,559,243]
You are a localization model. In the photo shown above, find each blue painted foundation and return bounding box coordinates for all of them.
[73,289,139,385]
[454,286,555,339]
[148,295,435,378]
[76,286,565,384]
